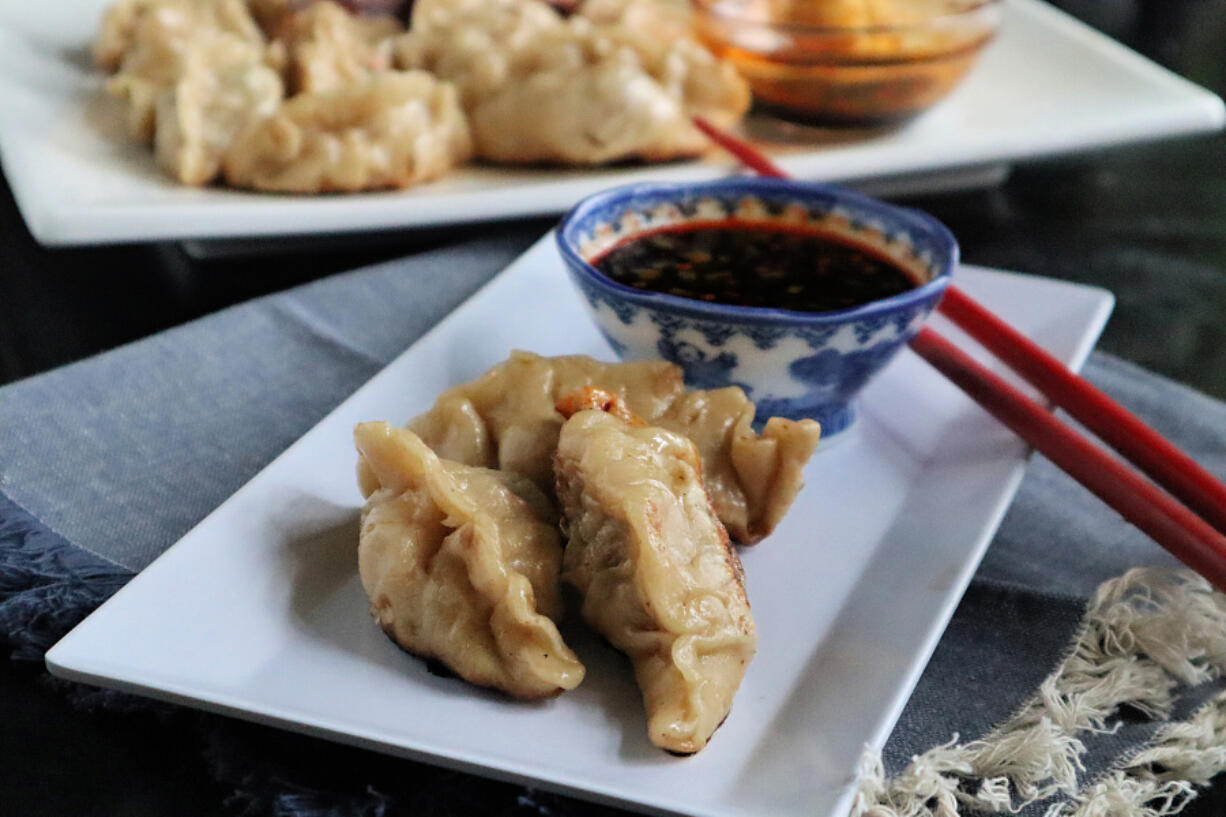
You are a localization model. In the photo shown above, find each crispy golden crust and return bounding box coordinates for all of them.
[555,386,644,426]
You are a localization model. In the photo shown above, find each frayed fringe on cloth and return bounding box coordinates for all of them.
[0,493,131,661]
[1063,687,1226,817]
[852,568,1226,817]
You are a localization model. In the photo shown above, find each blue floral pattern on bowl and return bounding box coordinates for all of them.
[557,178,957,437]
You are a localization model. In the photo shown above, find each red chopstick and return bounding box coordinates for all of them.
[912,328,1226,589]
[694,117,790,178]
[938,286,1226,534]
[694,116,1226,588]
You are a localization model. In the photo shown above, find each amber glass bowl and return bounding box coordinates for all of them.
[691,0,1002,126]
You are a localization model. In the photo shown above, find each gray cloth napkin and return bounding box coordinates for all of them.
[2,230,1224,816]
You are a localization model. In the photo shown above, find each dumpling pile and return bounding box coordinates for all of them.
[96,0,471,191]
[404,350,822,544]
[355,353,820,754]
[94,0,751,191]
[393,0,750,164]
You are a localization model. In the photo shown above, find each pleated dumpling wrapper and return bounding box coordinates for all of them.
[354,421,585,699]
[655,387,820,545]
[406,350,682,495]
[393,0,749,165]
[404,350,821,544]
[553,391,757,754]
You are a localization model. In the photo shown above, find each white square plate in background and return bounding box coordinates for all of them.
[0,0,1220,245]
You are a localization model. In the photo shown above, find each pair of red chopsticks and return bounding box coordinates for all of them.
[693,117,1226,592]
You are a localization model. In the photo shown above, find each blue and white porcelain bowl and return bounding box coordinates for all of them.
[557,178,958,437]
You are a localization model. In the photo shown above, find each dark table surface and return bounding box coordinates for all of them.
[2,0,1225,814]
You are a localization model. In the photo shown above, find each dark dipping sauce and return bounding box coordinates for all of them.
[592,223,920,313]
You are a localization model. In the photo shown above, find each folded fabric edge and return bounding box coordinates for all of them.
[0,491,132,661]
[851,567,1226,817]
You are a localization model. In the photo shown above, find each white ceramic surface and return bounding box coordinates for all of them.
[0,0,1221,246]
[47,234,1114,817]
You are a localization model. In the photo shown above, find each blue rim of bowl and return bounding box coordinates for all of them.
[557,178,959,327]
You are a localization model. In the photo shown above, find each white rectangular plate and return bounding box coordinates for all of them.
[47,233,1114,817]
[1,0,1221,246]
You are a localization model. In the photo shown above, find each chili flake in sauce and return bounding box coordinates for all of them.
[592,223,919,313]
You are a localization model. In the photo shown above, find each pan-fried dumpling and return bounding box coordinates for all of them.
[407,350,683,493]
[393,0,749,164]
[96,0,264,74]
[95,0,157,72]
[223,71,472,193]
[355,421,584,699]
[655,389,821,545]
[405,351,821,544]
[103,0,266,141]
[153,35,284,185]
[279,0,402,94]
[553,395,756,754]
